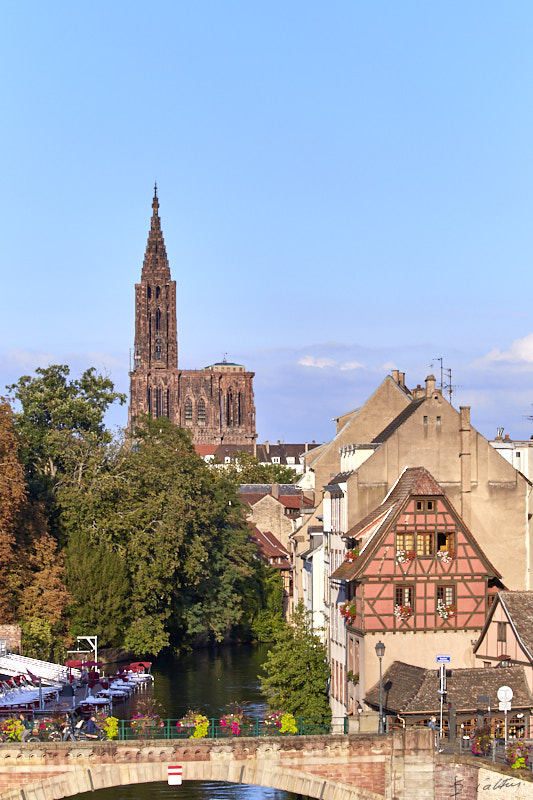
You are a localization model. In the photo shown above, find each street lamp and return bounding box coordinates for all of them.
[375,641,386,733]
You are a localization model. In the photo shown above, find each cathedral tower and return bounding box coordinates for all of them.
[129,185,178,422]
[129,187,257,446]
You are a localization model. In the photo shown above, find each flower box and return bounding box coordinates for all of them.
[345,550,359,562]
[436,549,456,563]
[437,600,456,620]
[396,549,416,566]
[394,603,413,621]
[340,601,357,623]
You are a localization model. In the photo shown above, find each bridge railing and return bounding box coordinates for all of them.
[118,717,347,741]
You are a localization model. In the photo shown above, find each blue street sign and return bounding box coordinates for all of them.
[436,655,451,663]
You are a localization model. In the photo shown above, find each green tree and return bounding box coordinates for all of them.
[58,416,255,654]
[7,364,126,486]
[64,529,131,648]
[260,603,331,719]
[213,451,299,484]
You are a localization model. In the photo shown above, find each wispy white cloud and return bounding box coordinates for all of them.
[298,355,338,368]
[340,360,364,371]
[298,355,365,371]
[474,333,533,369]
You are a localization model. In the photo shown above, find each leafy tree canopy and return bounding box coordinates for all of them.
[7,364,126,481]
[59,416,255,654]
[213,451,299,484]
[260,603,331,719]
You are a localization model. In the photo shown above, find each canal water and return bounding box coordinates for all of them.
[77,644,301,800]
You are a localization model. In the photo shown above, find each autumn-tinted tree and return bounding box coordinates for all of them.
[260,603,331,719]
[0,401,27,620]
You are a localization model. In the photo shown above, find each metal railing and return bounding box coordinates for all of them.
[117,716,347,741]
[436,736,533,773]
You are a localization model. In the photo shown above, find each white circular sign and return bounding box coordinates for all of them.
[497,685,513,702]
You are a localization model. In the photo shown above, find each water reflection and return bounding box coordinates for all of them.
[86,644,302,800]
[76,782,299,800]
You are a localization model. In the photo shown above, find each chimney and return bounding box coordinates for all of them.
[413,384,424,400]
[425,374,436,398]
[399,372,405,388]
[271,483,279,499]
[392,369,400,384]
[460,406,471,526]
[265,440,270,455]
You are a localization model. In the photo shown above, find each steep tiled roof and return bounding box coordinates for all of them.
[365,662,533,715]
[195,444,218,457]
[499,592,533,660]
[371,399,425,444]
[249,527,291,570]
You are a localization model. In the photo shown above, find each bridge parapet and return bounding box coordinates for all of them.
[0,730,436,800]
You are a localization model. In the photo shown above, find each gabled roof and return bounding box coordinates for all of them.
[365,661,533,715]
[371,399,425,444]
[331,466,501,582]
[249,527,291,570]
[474,591,533,662]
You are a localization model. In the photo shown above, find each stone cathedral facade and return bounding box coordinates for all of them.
[129,187,257,446]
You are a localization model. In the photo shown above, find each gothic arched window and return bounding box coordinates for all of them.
[155,308,161,331]
[198,398,206,424]
[156,285,161,299]
[147,285,151,299]
[155,339,162,361]
[226,390,234,427]
[185,398,193,424]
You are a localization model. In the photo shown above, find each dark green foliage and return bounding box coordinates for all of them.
[64,529,131,647]
[58,416,255,654]
[260,603,331,719]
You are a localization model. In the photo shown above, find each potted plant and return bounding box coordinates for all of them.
[506,740,531,769]
[219,702,252,737]
[130,697,164,739]
[471,724,492,756]
[176,710,209,739]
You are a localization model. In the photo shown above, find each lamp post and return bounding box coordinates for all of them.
[375,641,386,733]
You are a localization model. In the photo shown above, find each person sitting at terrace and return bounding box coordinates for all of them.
[19,713,32,742]
[85,715,100,739]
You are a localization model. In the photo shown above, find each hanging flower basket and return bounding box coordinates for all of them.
[396,549,416,566]
[340,601,357,623]
[437,600,457,620]
[176,711,209,738]
[345,550,359,562]
[394,603,413,622]
[437,549,457,564]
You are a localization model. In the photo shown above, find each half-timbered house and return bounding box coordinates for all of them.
[474,591,533,692]
[328,466,503,717]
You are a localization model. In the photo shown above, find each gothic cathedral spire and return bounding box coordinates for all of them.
[129,186,256,445]
[129,188,178,425]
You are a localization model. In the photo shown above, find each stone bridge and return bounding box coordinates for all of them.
[0,730,433,800]
[0,730,532,800]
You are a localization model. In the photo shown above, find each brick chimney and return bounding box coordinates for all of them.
[425,374,436,398]
[392,369,400,384]
[460,406,471,526]
[271,483,279,499]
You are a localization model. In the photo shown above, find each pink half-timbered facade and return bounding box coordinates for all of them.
[329,467,503,717]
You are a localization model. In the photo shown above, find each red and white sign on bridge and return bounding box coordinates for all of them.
[167,765,183,786]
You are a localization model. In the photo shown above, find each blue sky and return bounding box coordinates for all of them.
[2,2,533,444]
